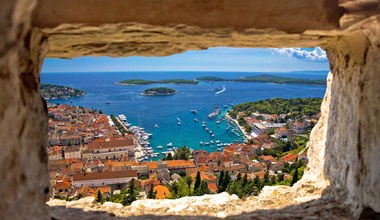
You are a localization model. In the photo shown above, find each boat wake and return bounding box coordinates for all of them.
[215,85,226,95]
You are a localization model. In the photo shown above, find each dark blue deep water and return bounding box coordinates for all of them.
[41,71,328,158]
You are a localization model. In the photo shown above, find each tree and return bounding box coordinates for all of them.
[171,181,179,198]
[236,173,242,182]
[242,173,248,188]
[217,159,222,167]
[291,166,299,186]
[217,170,224,193]
[166,153,173,160]
[147,183,156,199]
[185,176,193,195]
[96,190,103,203]
[221,171,231,192]
[197,180,210,196]
[193,171,201,195]
[123,179,138,206]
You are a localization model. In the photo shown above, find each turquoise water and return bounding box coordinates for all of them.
[41,71,328,159]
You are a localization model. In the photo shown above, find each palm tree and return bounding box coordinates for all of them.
[185,176,193,196]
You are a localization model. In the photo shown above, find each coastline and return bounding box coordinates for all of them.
[225,113,252,140]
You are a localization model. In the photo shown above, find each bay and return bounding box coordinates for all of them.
[41,71,328,159]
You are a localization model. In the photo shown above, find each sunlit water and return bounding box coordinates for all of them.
[41,71,327,160]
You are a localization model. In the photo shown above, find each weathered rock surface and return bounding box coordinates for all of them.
[0,0,380,219]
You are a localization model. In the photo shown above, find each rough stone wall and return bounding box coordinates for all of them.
[324,17,380,216]
[0,0,49,219]
[0,0,380,219]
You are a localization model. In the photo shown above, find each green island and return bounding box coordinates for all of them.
[117,78,198,85]
[141,87,178,96]
[40,84,85,100]
[228,97,322,119]
[196,74,326,85]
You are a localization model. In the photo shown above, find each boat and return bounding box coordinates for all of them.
[190,109,198,114]
[105,102,111,105]
[156,145,163,149]
[210,140,214,144]
[167,142,173,147]
[177,121,182,126]
[204,142,210,145]
[167,148,173,151]
[177,117,182,122]
[212,134,215,138]
[200,141,203,145]
[224,104,227,108]
[202,121,206,127]
[217,148,223,151]
[206,128,209,131]
[209,130,213,134]
[215,85,226,95]
[216,120,221,124]
[215,140,221,143]
[154,124,159,128]
[194,118,199,122]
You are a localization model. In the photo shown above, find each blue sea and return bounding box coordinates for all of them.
[41,71,328,159]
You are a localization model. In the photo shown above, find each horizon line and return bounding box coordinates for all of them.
[41,70,330,74]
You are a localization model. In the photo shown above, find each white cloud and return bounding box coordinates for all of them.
[270,47,327,62]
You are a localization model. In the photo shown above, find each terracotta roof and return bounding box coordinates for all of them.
[166,160,195,168]
[56,179,71,190]
[73,170,137,181]
[143,161,158,169]
[259,155,277,163]
[87,139,134,150]
[207,182,218,192]
[253,171,266,179]
[153,185,171,199]
[281,153,298,163]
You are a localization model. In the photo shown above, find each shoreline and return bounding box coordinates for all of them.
[225,113,252,140]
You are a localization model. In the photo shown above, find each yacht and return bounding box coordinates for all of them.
[167,142,173,147]
[177,117,182,122]
[200,141,203,146]
[154,124,159,128]
[212,134,215,138]
[204,142,210,145]
[190,109,198,114]
[194,118,199,122]
[177,121,182,126]
[224,104,227,108]
[210,140,214,144]
[156,145,163,149]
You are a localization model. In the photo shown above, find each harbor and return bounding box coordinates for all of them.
[116,104,247,162]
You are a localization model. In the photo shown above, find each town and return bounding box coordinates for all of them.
[47,98,321,204]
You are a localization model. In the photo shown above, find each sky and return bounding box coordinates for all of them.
[42,47,329,73]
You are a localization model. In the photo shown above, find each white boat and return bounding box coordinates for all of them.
[217,148,223,151]
[200,141,203,145]
[215,85,226,95]
[216,140,221,143]
[190,109,198,114]
[154,124,159,128]
[212,134,215,138]
[177,121,181,126]
[224,104,227,108]
[156,145,163,149]
[167,142,173,147]
[206,128,209,131]
[205,142,210,145]
[177,117,182,122]
[194,118,199,122]
[210,140,214,144]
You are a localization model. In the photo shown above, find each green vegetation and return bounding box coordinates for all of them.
[96,190,104,203]
[163,146,192,160]
[235,74,326,85]
[229,97,322,119]
[119,79,198,85]
[106,179,139,206]
[110,114,127,135]
[141,87,177,96]
[196,74,326,85]
[195,76,226,81]
[40,84,85,100]
[147,183,157,199]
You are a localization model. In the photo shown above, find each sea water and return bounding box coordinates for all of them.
[41,71,328,160]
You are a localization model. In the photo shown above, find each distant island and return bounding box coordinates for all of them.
[141,87,177,96]
[40,84,85,100]
[117,79,198,85]
[196,74,326,85]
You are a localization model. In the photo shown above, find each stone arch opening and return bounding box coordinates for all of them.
[1,0,379,219]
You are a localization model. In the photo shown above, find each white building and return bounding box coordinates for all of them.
[72,170,137,188]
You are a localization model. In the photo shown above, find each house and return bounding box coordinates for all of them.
[72,170,137,188]
[86,139,136,160]
[281,153,298,165]
[165,160,195,172]
[64,145,81,159]
[275,127,288,138]
[224,163,247,174]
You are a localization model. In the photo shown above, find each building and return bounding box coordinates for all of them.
[64,145,81,159]
[72,170,137,188]
[86,139,136,160]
